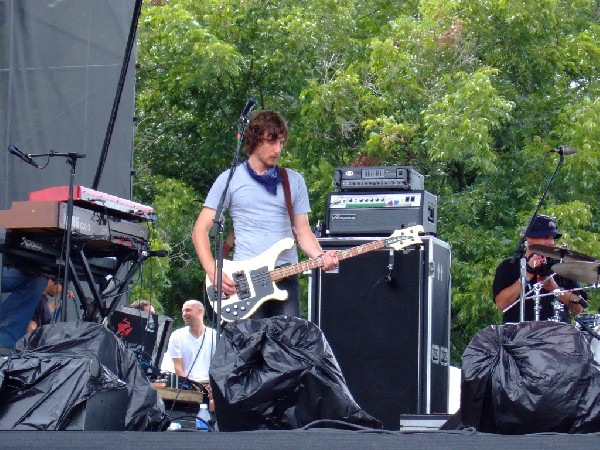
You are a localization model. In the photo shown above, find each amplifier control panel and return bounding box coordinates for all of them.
[328,192,423,209]
[326,190,437,236]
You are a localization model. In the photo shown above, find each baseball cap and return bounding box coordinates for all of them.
[524,215,562,239]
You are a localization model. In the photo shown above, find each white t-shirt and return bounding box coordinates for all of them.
[159,352,174,373]
[166,326,217,382]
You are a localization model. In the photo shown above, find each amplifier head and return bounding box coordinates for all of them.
[334,166,424,191]
[325,190,437,236]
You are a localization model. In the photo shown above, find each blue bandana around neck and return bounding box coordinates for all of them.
[245,161,282,195]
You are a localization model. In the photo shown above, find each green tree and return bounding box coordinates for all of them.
[135,0,600,362]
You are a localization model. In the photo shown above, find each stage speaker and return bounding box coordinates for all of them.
[108,306,173,371]
[309,236,451,430]
[64,385,128,431]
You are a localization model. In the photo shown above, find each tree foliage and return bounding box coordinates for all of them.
[134,0,600,359]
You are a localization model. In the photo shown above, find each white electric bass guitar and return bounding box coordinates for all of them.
[206,225,424,322]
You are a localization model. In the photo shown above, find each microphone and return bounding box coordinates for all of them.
[571,293,588,309]
[550,146,578,155]
[8,144,40,168]
[239,97,257,121]
[143,249,169,258]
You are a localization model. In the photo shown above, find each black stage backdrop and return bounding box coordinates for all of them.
[0,0,137,208]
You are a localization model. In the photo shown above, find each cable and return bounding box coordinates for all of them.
[92,0,143,189]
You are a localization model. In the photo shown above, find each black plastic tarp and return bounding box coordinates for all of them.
[461,321,600,433]
[0,321,167,430]
[209,315,382,431]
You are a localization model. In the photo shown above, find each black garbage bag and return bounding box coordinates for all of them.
[461,321,600,434]
[0,350,126,430]
[0,321,167,431]
[209,315,382,431]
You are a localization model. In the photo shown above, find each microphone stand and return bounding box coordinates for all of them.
[209,115,251,339]
[510,152,565,322]
[28,150,86,321]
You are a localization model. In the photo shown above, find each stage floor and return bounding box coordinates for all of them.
[2,429,600,449]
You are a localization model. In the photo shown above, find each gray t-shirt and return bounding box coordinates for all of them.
[203,162,311,265]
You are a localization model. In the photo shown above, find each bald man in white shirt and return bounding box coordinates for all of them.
[167,300,216,382]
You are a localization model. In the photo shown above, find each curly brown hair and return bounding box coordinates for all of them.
[243,111,288,156]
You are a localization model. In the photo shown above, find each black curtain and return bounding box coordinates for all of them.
[0,0,137,208]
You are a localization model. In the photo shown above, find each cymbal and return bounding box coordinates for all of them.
[528,244,597,262]
[552,261,600,284]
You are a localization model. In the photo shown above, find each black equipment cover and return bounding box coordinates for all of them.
[209,315,382,431]
[0,321,167,430]
[461,321,600,433]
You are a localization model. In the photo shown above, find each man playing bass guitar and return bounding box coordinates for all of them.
[192,110,338,320]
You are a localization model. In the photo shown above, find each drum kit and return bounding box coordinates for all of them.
[527,244,600,362]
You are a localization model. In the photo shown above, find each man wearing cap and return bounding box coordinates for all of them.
[493,215,585,323]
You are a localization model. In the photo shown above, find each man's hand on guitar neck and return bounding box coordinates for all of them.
[318,250,339,272]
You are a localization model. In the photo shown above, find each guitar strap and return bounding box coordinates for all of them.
[223,167,295,258]
[279,167,298,242]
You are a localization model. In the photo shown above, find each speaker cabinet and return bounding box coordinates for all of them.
[64,386,128,431]
[108,306,173,370]
[309,236,451,430]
